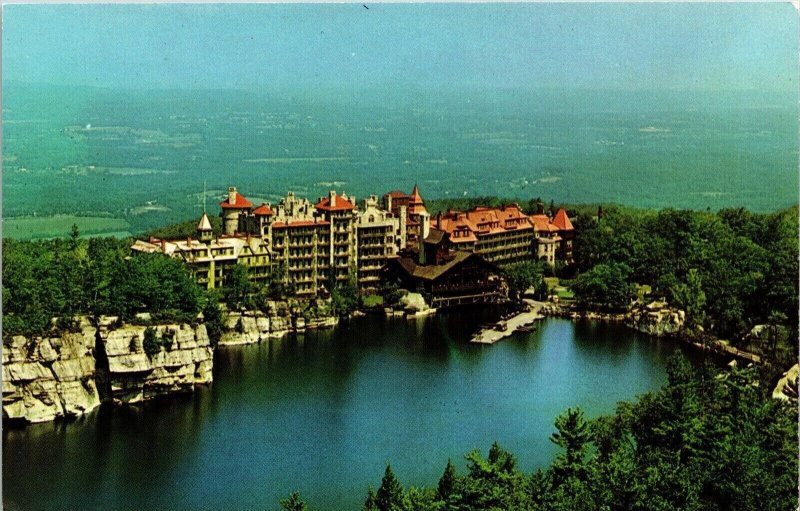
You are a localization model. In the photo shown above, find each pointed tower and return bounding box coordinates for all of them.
[408,184,427,215]
[197,212,213,242]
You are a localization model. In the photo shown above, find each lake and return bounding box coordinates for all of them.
[3,312,696,511]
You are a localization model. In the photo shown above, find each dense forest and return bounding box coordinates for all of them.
[569,205,798,368]
[278,354,798,511]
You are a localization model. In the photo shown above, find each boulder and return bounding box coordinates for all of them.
[773,364,799,402]
[626,302,685,337]
[400,292,429,313]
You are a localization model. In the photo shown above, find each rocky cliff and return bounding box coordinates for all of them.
[2,298,340,423]
[219,301,337,346]
[96,318,213,404]
[3,317,100,423]
[3,316,215,423]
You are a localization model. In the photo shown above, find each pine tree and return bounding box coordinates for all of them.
[363,486,378,511]
[437,459,457,500]
[376,464,404,511]
[550,407,591,482]
[279,491,308,511]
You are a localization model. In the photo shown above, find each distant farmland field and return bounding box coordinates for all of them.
[3,215,131,239]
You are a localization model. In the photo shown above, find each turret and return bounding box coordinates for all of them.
[219,186,253,235]
[197,212,213,242]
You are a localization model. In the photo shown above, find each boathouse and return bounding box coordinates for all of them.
[387,244,506,308]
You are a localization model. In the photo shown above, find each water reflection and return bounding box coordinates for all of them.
[4,315,696,511]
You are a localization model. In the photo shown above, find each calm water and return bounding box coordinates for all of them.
[3,312,696,511]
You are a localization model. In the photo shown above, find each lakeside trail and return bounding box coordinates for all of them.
[471,300,545,344]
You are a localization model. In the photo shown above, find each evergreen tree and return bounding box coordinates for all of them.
[279,491,308,511]
[376,464,404,511]
[437,459,458,500]
[550,408,591,483]
[202,292,224,348]
[363,486,378,511]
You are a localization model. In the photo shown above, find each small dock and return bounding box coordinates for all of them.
[471,300,545,344]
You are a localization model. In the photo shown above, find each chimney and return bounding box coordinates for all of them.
[161,239,166,253]
[421,212,431,241]
[329,190,337,208]
[437,212,442,229]
[228,186,237,205]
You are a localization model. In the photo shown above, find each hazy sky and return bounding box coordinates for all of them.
[3,3,797,92]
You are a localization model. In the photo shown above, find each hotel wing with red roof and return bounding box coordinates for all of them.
[432,205,575,266]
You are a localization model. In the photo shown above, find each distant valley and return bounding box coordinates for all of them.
[3,84,797,239]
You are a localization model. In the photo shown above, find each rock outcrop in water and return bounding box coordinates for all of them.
[2,317,101,423]
[542,300,685,338]
[96,318,214,404]
[625,301,685,337]
[220,300,337,346]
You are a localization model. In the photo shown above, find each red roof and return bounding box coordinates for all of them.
[252,203,274,216]
[433,205,532,239]
[552,208,574,231]
[220,191,253,209]
[530,214,559,232]
[386,190,408,199]
[315,195,355,211]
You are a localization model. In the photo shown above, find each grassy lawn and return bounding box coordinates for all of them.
[3,215,131,240]
[544,276,575,300]
[544,277,560,289]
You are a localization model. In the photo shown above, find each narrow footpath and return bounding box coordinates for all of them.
[471,300,545,344]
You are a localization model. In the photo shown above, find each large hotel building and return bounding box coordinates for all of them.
[132,185,574,297]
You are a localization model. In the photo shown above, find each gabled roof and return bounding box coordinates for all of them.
[424,228,448,245]
[530,214,560,232]
[252,203,274,216]
[552,208,574,231]
[315,195,355,211]
[433,204,533,240]
[394,251,498,281]
[220,191,253,209]
[197,213,213,232]
[386,190,408,199]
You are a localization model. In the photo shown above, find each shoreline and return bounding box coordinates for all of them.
[540,303,762,365]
